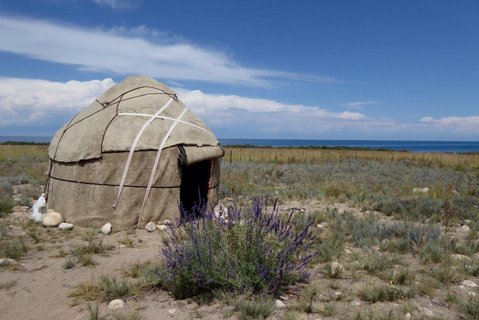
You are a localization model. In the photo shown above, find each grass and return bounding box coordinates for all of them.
[235,295,274,320]
[70,276,132,302]
[2,237,28,259]
[357,283,415,302]
[0,279,17,290]
[221,147,479,225]
[461,298,479,320]
[3,144,479,318]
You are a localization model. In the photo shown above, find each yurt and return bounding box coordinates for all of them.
[46,76,224,230]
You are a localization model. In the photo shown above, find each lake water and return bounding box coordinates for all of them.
[1,136,478,153]
[219,139,479,153]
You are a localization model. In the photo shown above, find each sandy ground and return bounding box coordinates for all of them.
[0,201,475,320]
[0,206,231,320]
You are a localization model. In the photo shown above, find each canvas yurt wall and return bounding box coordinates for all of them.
[46,76,224,230]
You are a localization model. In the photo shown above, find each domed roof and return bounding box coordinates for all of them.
[49,76,219,162]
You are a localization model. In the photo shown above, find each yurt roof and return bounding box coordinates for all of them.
[49,76,220,163]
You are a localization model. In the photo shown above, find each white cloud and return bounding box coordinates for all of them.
[176,89,368,134]
[0,15,337,87]
[343,101,381,110]
[3,77,476,140]
[0,77,364,135]
[419,115,479,133]
[0,77,114,125]
[93,0,141,10]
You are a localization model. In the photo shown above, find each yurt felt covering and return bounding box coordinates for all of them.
[46,76,223,230]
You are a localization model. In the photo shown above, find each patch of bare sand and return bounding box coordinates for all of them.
[0,211,225,320]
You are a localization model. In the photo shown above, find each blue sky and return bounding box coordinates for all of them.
[0,0,478,140]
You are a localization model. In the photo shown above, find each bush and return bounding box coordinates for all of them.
[159,199,316,298]
[0,193,14,217]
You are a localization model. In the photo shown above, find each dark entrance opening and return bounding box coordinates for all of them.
[180,160,211,220]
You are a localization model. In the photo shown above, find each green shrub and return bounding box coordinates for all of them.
[99,276,132,301]
[235,296,274,320]
[159,199,316,299]
[358,283,415,302]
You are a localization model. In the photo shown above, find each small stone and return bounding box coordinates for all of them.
[462,280,478,287]
[214,203,229,219]
[468,291,477,297]
[42,211,64,227]
[351,300,361,306]
[279,295,289,301]
[451,254,471,262]
[58,222,74,231]
[318,222,328,229]
[413,187,430,193]
[145,222,156,232]
[157,224,169,231]
[334,291,342,296]
[101,223,112,235]
[168,308,177,314]
[330,261,344,276]
[418,307,434,317]
[405,313,411,320]
[0,258,16,266]
[107,299,125,309]
[275,299,286,309]
[460,225,471,233]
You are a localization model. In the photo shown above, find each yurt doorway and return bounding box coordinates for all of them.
[180,160,211,218]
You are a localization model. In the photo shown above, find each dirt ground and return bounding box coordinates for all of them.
[0,201,476,320]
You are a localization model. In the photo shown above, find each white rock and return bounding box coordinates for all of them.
[145,222,156,232]
[101,223,112,235]
[468,291,477,297]
[168,309,177,314]
[334,291,342,296]
[0,258,16,266]
[214,203,229,220]
[451,254,471,262]
[405,313,411,320]
[157,224,169,231]
[330,261,344,275]
[275,299,286,309]
[58,222,74,231]
[418,307,434,317]
[107,299,125,309]
[351,300,361,306]
[42,211,63,227]
[413,187,430,193]
[460,225,471,233]
[462,280,478,287]
[317,222,329,229]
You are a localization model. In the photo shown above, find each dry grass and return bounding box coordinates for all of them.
[2,144,479,319]
[224,146,479,170]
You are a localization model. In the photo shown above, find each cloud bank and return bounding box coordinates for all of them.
[0,77,114,125]
[0,15,336,87]
[0,77,477,140]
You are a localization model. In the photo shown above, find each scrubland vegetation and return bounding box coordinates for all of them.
[1,144,479,319]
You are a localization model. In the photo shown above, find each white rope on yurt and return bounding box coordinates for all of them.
[137,107,188,227]
[117,112,215,137]
[113,97,174,209]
